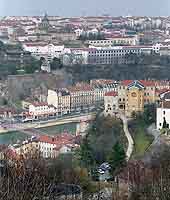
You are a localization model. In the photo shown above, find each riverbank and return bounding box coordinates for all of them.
[0,112,96,134]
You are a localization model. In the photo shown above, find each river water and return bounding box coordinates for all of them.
[0,122,77,145]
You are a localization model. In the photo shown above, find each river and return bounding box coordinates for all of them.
[0,122,77,145]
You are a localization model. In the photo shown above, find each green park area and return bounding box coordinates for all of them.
[132,123,153,157]
[129,104,156,158]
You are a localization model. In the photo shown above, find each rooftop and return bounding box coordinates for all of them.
[105,91,118,97]
[68,82,93,92]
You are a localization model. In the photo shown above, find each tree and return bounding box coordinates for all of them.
[50,57,62,70]
[143,104,156,125]
[24,57,41,74]
[107,142,126,174]
[78,136,95,170]
[162,117,168,129]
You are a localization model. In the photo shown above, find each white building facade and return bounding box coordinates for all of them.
[104,91,119,116]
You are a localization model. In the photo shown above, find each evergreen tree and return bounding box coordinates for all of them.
[78,136,95,170]
[50,57,62,70]
[107,142,126,173]
[163,117,167,129]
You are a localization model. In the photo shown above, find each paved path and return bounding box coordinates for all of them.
[119,114,134,160]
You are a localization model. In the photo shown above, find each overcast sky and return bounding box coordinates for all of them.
[0,0,170,16]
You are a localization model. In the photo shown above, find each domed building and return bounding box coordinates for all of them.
[39,13,50,32]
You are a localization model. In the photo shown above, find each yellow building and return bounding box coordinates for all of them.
[125,81,145,117]
[14,139,40,159]
[117,80,157,117]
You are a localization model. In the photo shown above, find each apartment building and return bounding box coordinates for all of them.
[29,102,56,119]
[47,89,71,116]
[23,43,64,60]
[13,137,39,158]
[90,79,118,103]
[87,46,152,65]
[12,134,79,159]
[68,83,95,112]
[87,35,138,47]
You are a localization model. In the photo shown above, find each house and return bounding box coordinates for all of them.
[0,108,18,119]
[12,133,79,159]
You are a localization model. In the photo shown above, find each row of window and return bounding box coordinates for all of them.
[89,49,140,54]
[89,40,133,44]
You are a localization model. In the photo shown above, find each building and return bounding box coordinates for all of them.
[87,46,152,65]
[38,13,50,32]
[12,133,79,159]
[104,91,118,116]
[157,101,170,130]
[47,89,71,116]
[157,90,170,130]
[62,48,89,65]
[23,43,65,60]
[0,108,18,119]
[90,79,118,104]
[87,35,138,47]
[29,102,56,119]
[104,80,158,117]
[41,60,51,73]
[125,81,145,116]
[13,137,39,158]
[68,83,94,112]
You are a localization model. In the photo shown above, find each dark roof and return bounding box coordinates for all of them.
[162,92,170,101]
[127,80,145,90]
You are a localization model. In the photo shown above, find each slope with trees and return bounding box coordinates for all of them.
[77,115,127,176]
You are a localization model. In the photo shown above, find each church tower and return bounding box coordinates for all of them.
[39,13,50,32]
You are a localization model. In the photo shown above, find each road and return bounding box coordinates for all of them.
[119,114,134,161]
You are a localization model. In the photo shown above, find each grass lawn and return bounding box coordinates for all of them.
[133,126,153,157]
[129,121,154,158]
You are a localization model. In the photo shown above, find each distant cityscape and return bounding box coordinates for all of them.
[1,13,170,199]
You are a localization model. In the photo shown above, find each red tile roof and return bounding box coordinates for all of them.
[105,91,118,97]
[39,135,56,144]
[31,102,48,107]
[121,80,156,87]
[39,133,75,145]
[68,82,93,92]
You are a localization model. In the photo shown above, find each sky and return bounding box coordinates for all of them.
[0,0,170,17]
